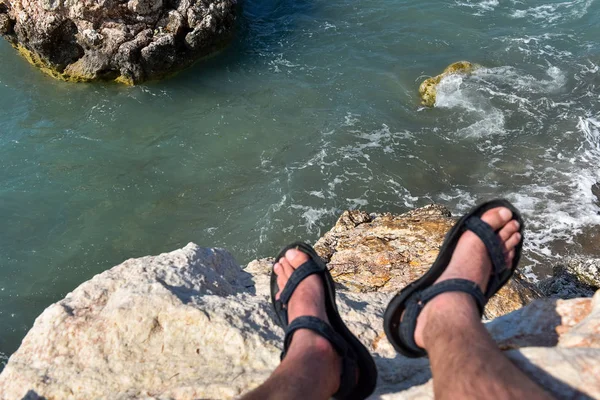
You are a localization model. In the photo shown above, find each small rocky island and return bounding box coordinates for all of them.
[0,204,598,399]
[0,0,237,84]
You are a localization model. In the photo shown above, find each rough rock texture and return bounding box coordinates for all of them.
[314,205,541,320]
[538,257,600,299]
[564,256,600,288]
[418,61,481,107]
[0,245,283,399]
[0,0,236,84]
[1,242,600,399]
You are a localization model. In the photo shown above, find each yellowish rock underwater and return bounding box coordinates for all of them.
[419,61,481,107]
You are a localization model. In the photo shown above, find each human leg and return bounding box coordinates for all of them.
[242,249,340,400]
[413,207,553,400]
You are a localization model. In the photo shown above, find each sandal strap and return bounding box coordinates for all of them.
[282,316,358,398]
[279,260,322,306]
[400,279,486,355]
[465,217,506,272]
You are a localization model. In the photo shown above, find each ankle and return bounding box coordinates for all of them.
[283,329,342,393]
[287,329,341,364]
[417,292,481,349]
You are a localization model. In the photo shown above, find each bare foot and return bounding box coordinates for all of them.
[273,248,341,385]
[413,207,522,349]
[274,248,330,325]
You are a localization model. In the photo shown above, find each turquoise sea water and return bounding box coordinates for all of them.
[1,0,600,364]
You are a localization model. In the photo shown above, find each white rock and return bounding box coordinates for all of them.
[0,243,599,399]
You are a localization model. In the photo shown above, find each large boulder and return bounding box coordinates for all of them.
[0,242,599,399]
[418,61,480,107]
[2,205,593,399]
[314,205,541,320]
[0,0,237,84]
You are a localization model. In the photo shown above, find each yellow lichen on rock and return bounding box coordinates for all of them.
[419,61,481,107]
[3,0,237,85]
[13,44,136,85]
[114,75,135,86]
[13,44,93,83]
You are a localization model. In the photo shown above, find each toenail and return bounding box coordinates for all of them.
[515,233,521,241]
[513,220,520,229]
[285,248,300,260]
[274,263,281,273]
[499,208,512,222]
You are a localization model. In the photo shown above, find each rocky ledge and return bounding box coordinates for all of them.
[0,0,237,84]
[0,205,599,399]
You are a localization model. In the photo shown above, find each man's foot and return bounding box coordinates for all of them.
[274,249,330,325]
[412,207,522,349]
[273,249,341,387]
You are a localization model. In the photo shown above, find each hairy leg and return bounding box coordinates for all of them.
[241,329,339,400]
[414,207,554,400]
[423,293,553,400]
[240,249,341,400]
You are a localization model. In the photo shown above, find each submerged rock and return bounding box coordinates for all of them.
[418,61,481,107]
[1,205,597,399]
[0,0,237,84]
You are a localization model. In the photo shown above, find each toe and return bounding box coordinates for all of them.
[498,219,520,242]
[504,232,522,252]
[285,248,310,269]
[480,207,513,231]
[274,263,287,300]
[505,249,516,266]
[276,273,287,300]
[273,262,284,277]
[279,257,295,278]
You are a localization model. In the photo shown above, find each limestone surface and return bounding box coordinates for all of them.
[1,206,598,399]
[0,0,237,84]
[418,61,480,107]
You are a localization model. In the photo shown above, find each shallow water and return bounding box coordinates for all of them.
[1,0,599,364]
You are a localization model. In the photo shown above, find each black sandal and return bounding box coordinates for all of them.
[271,242,378,400]
[383,199,524,358]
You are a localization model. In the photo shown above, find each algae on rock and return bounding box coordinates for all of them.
[418,61,481,107]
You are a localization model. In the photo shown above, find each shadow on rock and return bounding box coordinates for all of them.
[21,390,47,400]
[337,292,370,311]
[370,353,432,397]
[507,351,595,400]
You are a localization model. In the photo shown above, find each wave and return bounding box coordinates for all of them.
[431,60,600,270]
[510,0,595,25]
[454,0,499,15]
